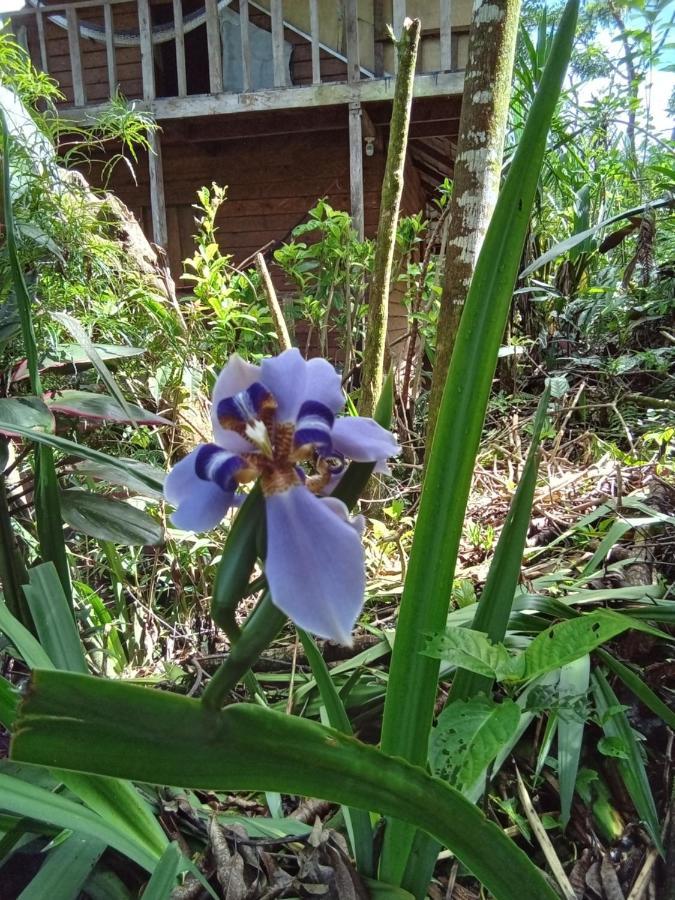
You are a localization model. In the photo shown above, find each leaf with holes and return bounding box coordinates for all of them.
[423,628,513,681]
[430,696,521,789]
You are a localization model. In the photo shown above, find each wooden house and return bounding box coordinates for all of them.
[9,1,469,352]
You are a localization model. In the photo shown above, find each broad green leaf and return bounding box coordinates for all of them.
[592,671,662,853]
[45,390,170,426]
[141,843,182,900]
[23,563,88,674]
[520,610,652,682]
[424,628,512,681]
[430,696,521,789]
[17,833,106,900]
[0,600,54,669]
[0,772,160,872]
[0,675,19,728]
[12,344,145,383]
[0,397,54,434]
[72,459,165,500]
[59,490,163,546]
[378,0,579,885]
[11,670,558,900]
[557,655,590,827]
[0,420,164,494]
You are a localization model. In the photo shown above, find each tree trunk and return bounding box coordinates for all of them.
[426,0,521,446]
[358,18,420,417]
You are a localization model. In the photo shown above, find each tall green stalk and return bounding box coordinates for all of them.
[377,0,579,888]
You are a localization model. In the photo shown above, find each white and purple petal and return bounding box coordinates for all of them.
[294,400,334,453]
[165,444,243,531]
[211,354,261,450]
[264,484,365,645]
[330,416,401,468]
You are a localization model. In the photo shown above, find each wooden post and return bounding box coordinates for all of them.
[373,0,384,76]
[35,7,49,74]
[345,0,359,83]
[148,131,168,249]
[205,0,224,93]
[309,0,320,85]
[240,0,252,92]
[271,0,286,87]
[348,101,364,241]
[255,253,292,351]
[104,3,118,95]
[66,8,85,106]
[358,18,420,417]
[172,0,187,97]
[440,0,452,71]
[138,0,155,101]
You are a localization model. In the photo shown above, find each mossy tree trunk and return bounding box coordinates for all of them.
[358,18,420,417]
[426,0,521,445]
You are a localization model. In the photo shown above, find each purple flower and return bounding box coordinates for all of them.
[165,349,400,644]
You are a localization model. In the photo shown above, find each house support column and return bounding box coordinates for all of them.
[348,100,364,240]
[148,131,168,249]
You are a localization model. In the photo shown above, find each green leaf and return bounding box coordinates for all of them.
[72,459,165,500]
[0,398,54,434]
[17,833,106,900]
[0,675,20,729]
[11,670,558,900]
[141,843,182,900]
[23,563,88,674]
[59,490,163,546]
[378,0,579,885]
[425,627,513,680]
[298,629,374,877]
[45,390,170,426]
[0,772,160,872]
[430,696,521,789]
[520,611,648,682]
[0,600,54,669]
[557,655,590,827]
[596,649,675,730]
[0,420,165,494]
[592,671,662,853]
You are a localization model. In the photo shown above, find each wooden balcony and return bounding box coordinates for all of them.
[9,0,467,119]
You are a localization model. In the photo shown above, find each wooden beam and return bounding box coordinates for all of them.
[373,0,384,76]
[205,0,224,93]
[66,8,85,106]
[103,3,118,96]
[172,0,187,97]
[64,72,465,121]
[440,0,452,72]
[148,131,168,248]
[345,0,359,84]
[240,0,252,92]
[137,0,155,101]
[271,0,286,87]
[309,0,320,85]
[348,100,364,240]
[35,7,49,74]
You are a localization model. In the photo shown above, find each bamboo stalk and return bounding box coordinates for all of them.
[255,253,292,351]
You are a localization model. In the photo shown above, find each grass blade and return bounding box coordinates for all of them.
[23,562,88,674]
[558,654,590,827]
[17,834,106,900]
[596,649,675,730]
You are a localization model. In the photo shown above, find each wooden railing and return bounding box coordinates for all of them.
[8,0,464,113]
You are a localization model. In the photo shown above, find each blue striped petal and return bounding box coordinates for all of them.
[217,382,276,432]
[211,354,261,452]
[264,485,365,644]
[294,399,334,453]
[331,416,401,471]
[165,444,243,532]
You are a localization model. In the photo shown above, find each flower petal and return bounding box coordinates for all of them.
[211,354,261,450]
[294,400,334,453]
[264,485,365,644]
[164,444,240,531]
[260,348,307,422]
[331,416,401,466]
[304,358,345,414]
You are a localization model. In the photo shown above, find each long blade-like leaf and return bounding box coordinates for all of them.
[11,670,558,900]
[380,6,579,884]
